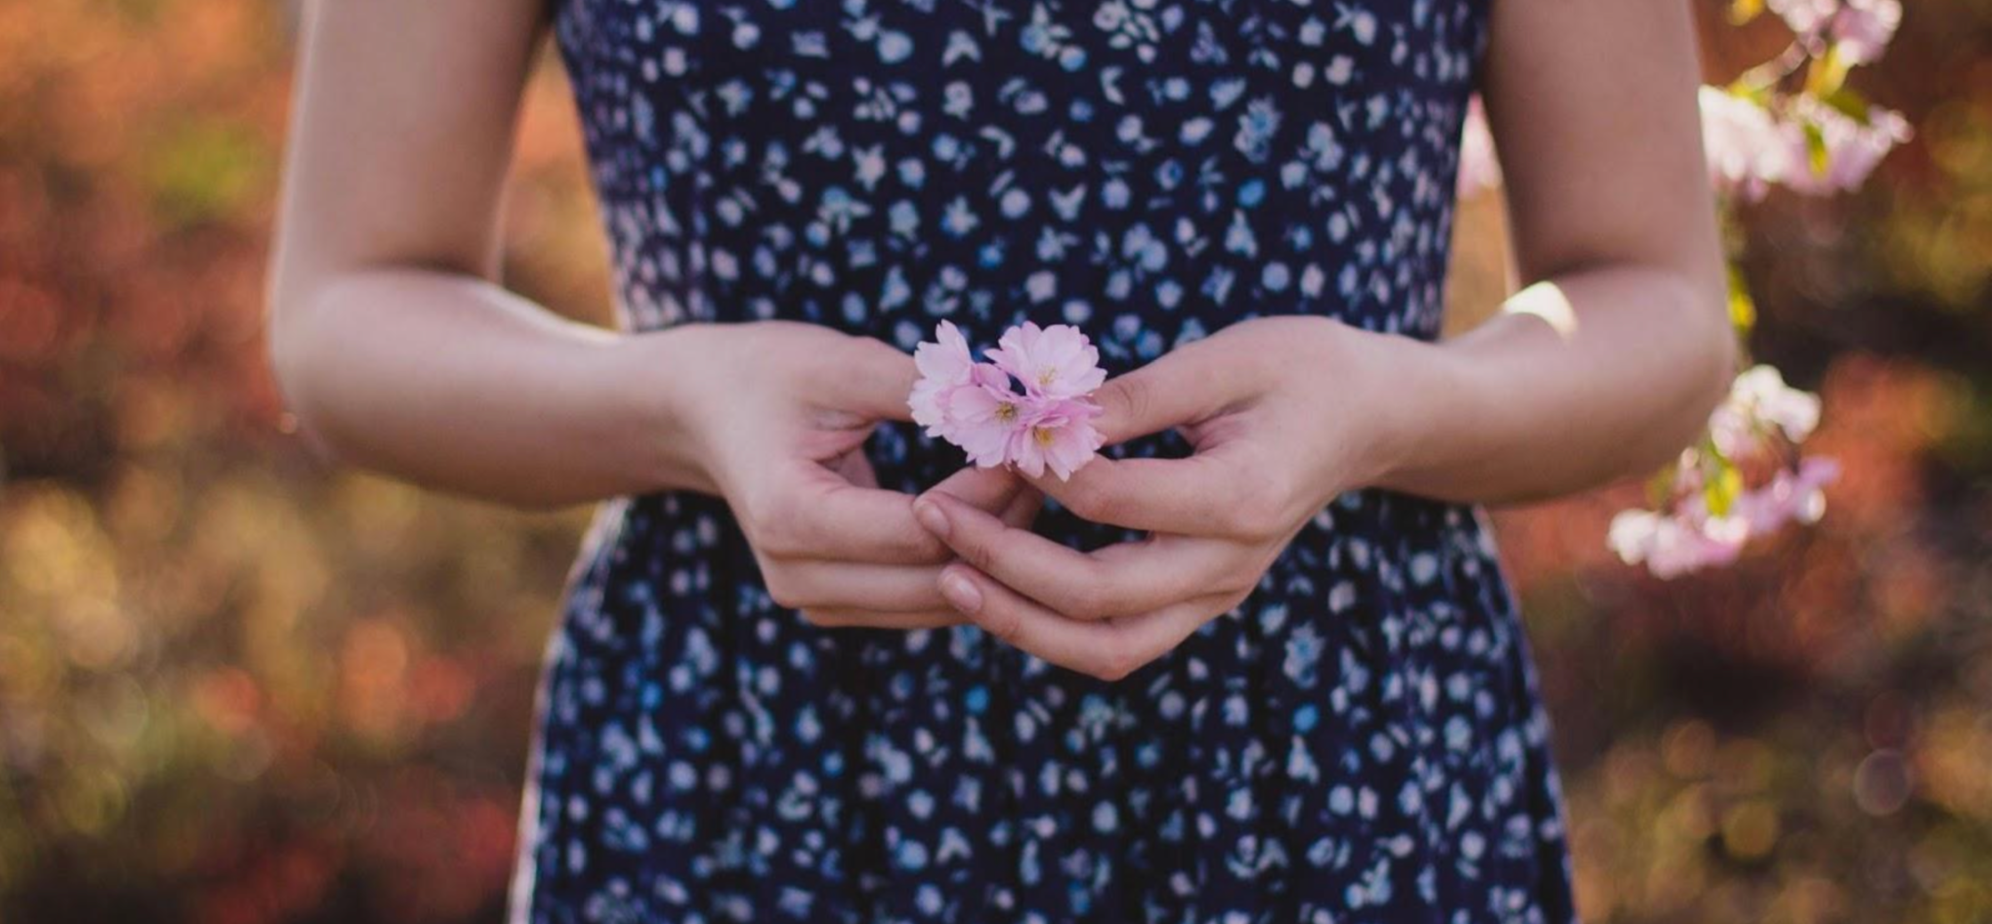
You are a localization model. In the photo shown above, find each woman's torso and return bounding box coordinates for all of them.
[514,2,1578,922]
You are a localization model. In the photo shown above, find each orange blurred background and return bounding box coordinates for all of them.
[3,1,1990,922]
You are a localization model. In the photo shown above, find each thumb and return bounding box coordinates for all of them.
[1091,347,1236,446]
[923,464,1028,515]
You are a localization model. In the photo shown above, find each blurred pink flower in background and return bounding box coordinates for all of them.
[1701,87,1794,200]
[1769,0,1840,37]
[1833,0,1904,64]
[1609,368,1841,578]
[1710,365,1823,456]
[1783,98,1914,195]
[1609,507,1748,579]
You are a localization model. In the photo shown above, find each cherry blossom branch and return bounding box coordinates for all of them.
[1456,0,1907,577]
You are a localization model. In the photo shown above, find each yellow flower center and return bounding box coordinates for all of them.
[1033,426,1056,447]
[995,402,1018,423]
[1037,368,1057,388]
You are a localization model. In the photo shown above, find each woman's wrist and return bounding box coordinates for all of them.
[598,326,718,496]
[1330,324,1477,499]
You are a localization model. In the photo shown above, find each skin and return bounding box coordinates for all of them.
[269,0,1732,671]
[913,0,1736,679]
[267,0,1035,630]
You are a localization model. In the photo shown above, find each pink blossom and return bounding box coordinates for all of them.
[1698,88,1909,202]
[1700,88,1791,201]
[1608,509,1747,579]
[909,321,1109,478]
[1733,457,1841,533]
[987,321,1108,399]
[1768,0,1838,37]
[908,320,975,437]
[1709,364,1824,457]
[1832,0,1902,65]
[943,364,1034,469]
[1612,457,1840,578]
[1782,99,1911,196]
[1008,397,1106,481]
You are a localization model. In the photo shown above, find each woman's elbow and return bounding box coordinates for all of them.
[263,270,348,467]
[1647,271,1741,469]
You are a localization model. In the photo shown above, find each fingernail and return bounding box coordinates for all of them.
[914,498,951,538]
[939,570,982,614]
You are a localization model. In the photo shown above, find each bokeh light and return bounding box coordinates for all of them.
[2,1,1989,922]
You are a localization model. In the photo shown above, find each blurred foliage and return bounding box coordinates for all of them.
[0,1,1988,923]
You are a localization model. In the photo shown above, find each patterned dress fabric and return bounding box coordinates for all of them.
[513,1,1578,922]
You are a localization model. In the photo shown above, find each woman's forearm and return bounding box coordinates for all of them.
[268,267,697,508]
[1368,263,1736,506]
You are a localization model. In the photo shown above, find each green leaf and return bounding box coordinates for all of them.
[1805,46,1850,98]
[1804,120,1831,177]
[1727,264,1758,335]
[1704,463,1744,518]
[1647,465,1679,510]
[1821,86,1872,123]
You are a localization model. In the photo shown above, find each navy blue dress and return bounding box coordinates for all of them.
[512,1,1578,922]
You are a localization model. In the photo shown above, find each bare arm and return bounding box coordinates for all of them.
[266,0,688,508]
[1373,0,1736,503]
[267,0,1038,627]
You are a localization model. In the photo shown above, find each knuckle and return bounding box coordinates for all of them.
[898,531,949,565]
[1063,480,1120,525]
[1091,647,1142,683]
[1222,572,1261,602]
[1061,580,1116,621]
[1222,478,1289,539]
[798,608,842,627]
[1105,373,1155,434]
[744,503,803,556]
[980,605,1025,644]
[762,569,808,610]
[958,535,1000,574]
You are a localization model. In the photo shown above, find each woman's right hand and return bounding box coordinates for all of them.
[637,321,1041,629]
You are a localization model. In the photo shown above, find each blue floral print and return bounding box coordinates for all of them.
[512,0,1579,921]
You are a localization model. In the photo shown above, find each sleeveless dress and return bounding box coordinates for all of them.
[514,1,1578,922]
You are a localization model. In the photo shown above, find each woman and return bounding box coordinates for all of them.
[268,0,1732,920]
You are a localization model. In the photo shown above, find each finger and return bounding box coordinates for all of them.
[825,335,922,424]
[913,491,1255,620]
[935,564,1225,681]
[926,464,1028,514]
[1091,341,1256,445]
[763,463,951,564]
[833,446,880,489]
[1023,442,1275,537]
[764,458,1036,566]
[797,609,968,630]
[763,559,953,613]
[998,480,1045,529]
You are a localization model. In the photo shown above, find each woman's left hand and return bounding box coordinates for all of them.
[911,315,1431,680]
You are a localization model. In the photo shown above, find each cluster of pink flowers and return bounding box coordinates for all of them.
[908,321,1107,481]
[1701,87,1911,201]
[1460,0,1899,576]
[1768,0,1902,63]
[1457,0,1908,204]
[1608,367,1841,578]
